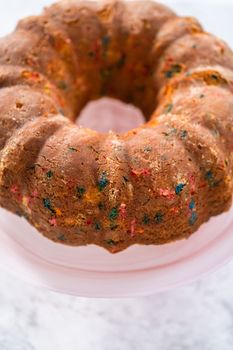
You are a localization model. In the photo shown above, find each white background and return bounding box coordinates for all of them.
[0,1,233,349]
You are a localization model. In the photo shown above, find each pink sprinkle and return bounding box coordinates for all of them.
[49,217,57,226]
[159,188,175,200]
[86,219,93,225]
[10,184,19,194]
[188,173,196,194]
[32,190,39,197]
[131,168,151,177]
[30,72,40,81]
[131,169,138,177]
[141,168,151,176]
[119,203,126,220]
[130,219,136,237]
[10,184,22,202]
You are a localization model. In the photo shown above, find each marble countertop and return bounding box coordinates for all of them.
[1,261,233,350]
[0,1,233,349]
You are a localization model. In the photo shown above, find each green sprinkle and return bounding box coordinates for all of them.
[98,202,104,210]
[46,170,53,178]
[58,234,66,241]
[175,183,186,195]
[110,223,119,231]
[189,211,197,225]
[162,128,177,137]
[165,64,182,78]
[154,212,164,224]
[210,74,219,81]
[57,80,68,90]
[109,207,118,221]
[68,147,78,152]
[180,130,188,139]
[94,221,101,231]
[59,108,65,116]
[123,175,129,182]
[164,103,173,114]
[23,213,29,221]
[136,85,146,92]
[105,239,118,246]
[98,172,109,191]
[205,170,222,188]
[210,129,220,138]
[143,214,150,225]
[144,146,152,153]
[116,53,126,68]
[28,163,41,171]
[100,68,112,79]
[76,186,86,199]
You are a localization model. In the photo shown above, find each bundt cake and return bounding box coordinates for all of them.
[0,0,233,253]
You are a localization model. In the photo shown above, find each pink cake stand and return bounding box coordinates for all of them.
[0,98,232,297]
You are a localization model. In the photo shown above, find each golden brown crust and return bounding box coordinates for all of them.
[0,0,233,253]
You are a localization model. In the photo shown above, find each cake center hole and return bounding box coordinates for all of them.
[77,97,145,133]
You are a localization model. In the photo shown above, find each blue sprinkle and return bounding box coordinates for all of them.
[189,198,195,210]
[43,198,55,214]
[175,183,186,195]
[205,170,221,188]
[98,172,109,191]
[58,234,66,241]
[180,130,188,139]
[102,35,110,47]
[154,212,164,224]
[205,170,214,180]
[189,211,197,225]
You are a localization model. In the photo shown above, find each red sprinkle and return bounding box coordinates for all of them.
[130,219,136,237]
[188,173,196,194]
[32,190,39,197]
[49,217,57,226]
[86,219,93,225]
[10,184,19,194]
[131,168,151,177]
[10,184,22,202]
[141,168,151,176]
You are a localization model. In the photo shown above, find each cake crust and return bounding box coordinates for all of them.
[0,0,233,253]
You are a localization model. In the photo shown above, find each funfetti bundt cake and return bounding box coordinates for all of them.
[0,0,233,253]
